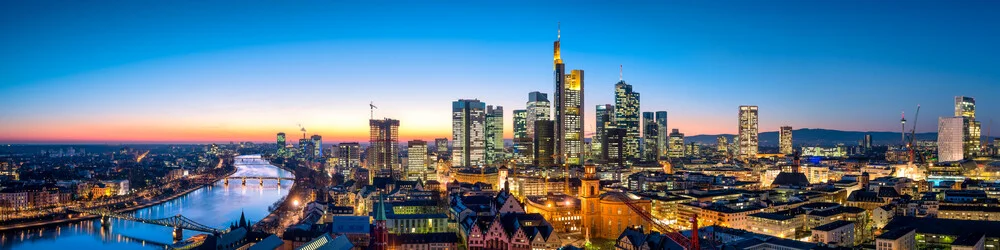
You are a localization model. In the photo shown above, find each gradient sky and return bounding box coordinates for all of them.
[2,1,999,143]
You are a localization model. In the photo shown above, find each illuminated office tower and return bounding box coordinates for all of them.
[299,138,309,154]
[717,136,728,154]
[594,104,614,162]
[738,105,759,160]
[668,129,685,159]
[452,99,487,167]
[938,117,965,162]
[337,143,361,177]
[407,140,427,181]
[779,126,793,155]
[435,138,448,156]
[614,80,641,163]
[655,111,668,159]
[311,134,323,158]
[276,132,286,155]
[369,118,399,171]
[534,120,556,168]
[642,112,658,162]
[864,134,873,153]
[485,105,504,165]
[555,69,584,165]
[955,96,981,158]
[526,91,551,138]
[604,128,625,167]
[513,109,532,164]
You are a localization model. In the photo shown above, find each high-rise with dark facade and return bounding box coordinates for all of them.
[435,138,448,156]
[955,96,981,158]
[368,118,399,171]
[310,134,322,158]
[552,27,584,166]
[526,91,551,139]
[655,111,668,159]
[603,127,625,168]
[534,120,555,167]
[614,81,640,164]
[485,105,504,165]
[738,105,759,160]
[513,109,532,164]
[642,112,658,162]
[594,104,614,163]
[452,99,486,167]
[668,129,685,159]
[406,140,427,181]
[337,142,361,177]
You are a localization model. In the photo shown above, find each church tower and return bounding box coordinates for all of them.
[372,195,388,250]
[579,162,601,243]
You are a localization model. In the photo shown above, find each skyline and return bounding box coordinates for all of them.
[3,1,1000,143]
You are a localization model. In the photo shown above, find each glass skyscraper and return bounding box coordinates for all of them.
[485,105,504,165]
[368,118,399,171]
[452,99,486,167]
[655,111,668,159]
[614,81,640,164]
[779,126,793,155]
[526,91,551,139]
[594,104,614,163]
[738,105,759,160]
[642,112,658,162]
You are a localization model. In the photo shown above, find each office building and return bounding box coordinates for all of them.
[452,99,487,167]
[669,129,685,159]
[277,132,287,155]
[337,143,361,177]
[526,91,551,138]
[738,105,759,160]
[642,112,658,162]
[938,117,965,162]
[406,140,427,181]
[552,27,584,166]
[310,134,323,158]
[614,80,641,163]
[513,109,532,164]
[513,109,527,139]
[864,134,873,153]
[434,138,448,156]
[717,136,728,154]
[594,104,614,162]
[656,111,668,159]
[779,126,793,155]
[604,128,626,167]
[956,96,982,158]
[486,105,504,165]
[369,119,399,171]
[534,120,556,167]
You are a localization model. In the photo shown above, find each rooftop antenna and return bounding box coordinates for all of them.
[619,64,623,81]
[557,21,560,41]
[369,102,378,120]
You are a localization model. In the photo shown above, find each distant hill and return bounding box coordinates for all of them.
[684,128,984,147]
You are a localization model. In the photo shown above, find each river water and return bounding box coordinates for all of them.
[1,155,292,249]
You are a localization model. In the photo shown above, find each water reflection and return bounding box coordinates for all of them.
[1,158,292,250]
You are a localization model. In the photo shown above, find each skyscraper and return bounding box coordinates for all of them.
[738,105,759,160]
[452,99,487,167]
[310,134,323,158]
[486,105,504,165]
[552,25,584,166]
[337,142,361,177]
[276,132,286,155]
[642,112,658,162]
[668,129,685,159]
[406,140,427,181]
[369,119,399,172]
[513,109,532,164]
[594,104,614,163]
[534,120,555,167]
[655,111,668,159]
[864,134,873,153]
[938,117,965,162]
[614,81,640,164]
[526,91,551,138]
[779,126,793,155]
[604,128,625,168]
[717,136,728,154]
[955,96,982,158]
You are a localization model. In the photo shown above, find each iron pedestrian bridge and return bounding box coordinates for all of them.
[69,207,224,239]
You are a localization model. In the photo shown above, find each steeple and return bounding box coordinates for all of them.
[238,210,247,228]
[554,22,562,68]
[375,194,387,221]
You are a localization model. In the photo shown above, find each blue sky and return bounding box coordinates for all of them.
[1,1,998,143]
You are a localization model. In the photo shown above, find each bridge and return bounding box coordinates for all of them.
[69,207,224,240]
[224,176,293,186]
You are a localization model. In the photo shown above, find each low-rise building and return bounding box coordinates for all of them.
[810,220,854,247]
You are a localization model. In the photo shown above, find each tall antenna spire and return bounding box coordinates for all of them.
[557,21,561,41]
[619,64,623,81]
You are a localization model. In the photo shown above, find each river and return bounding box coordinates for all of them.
[1,155,293,249]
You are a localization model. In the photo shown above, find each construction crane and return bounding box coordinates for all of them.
[620,198,699,249]
[907,105,920,164]
[370,102,378,120]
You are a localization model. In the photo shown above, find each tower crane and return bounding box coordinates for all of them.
[907,105,920,164]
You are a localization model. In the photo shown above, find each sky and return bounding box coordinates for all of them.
[1,1,999,144]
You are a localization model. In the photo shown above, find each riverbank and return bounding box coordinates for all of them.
[0,167,239,233]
